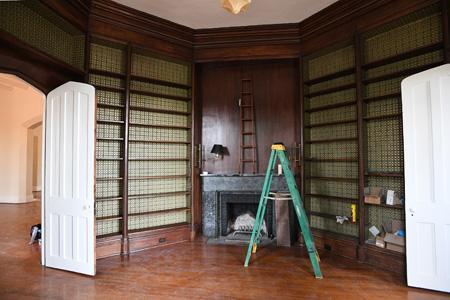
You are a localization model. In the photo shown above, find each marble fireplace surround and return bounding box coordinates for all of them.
[201,174,289,238]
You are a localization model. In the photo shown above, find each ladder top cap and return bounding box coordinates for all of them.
[271,143,286,151]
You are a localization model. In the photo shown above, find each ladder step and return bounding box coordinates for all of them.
[242,145,255,148]
[242,118,253,121]
[241,159,255,162]
[243,132,254,135]
[240,105,253,108]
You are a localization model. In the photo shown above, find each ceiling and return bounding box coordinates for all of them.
[112,0,339,29]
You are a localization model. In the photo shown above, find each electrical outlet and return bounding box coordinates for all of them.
[324,244,332,251]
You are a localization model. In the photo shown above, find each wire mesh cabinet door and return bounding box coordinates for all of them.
[401,64,450,293]
[43,82,96,276]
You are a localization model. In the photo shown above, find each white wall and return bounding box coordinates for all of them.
[0,74,44,203]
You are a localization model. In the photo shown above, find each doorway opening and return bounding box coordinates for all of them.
[0,73,45,248]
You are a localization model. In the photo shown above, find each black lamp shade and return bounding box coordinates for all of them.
[210,144,224,155]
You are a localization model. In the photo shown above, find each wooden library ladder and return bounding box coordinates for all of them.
[239,78,258,174]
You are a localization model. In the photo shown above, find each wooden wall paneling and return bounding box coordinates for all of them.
[89,0,193,62]
[40,0,90,31]
[193,24,300,62]
[248,60,298,172]
[201,63,242,174]
[354,33,366,258]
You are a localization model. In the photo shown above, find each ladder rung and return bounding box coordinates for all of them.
[242,159,255,162]
[242,145,255,148]
[241,92,252,95]
[242,119,253,121]
[241,105,253,108]
[243,132,254,135]
[242,78,251,81]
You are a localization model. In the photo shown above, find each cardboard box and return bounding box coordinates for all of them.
[391,219,404,233]
[386,243,405,253]
[375,236,385,248]
[384,232,405,253]
[364,187,382,205]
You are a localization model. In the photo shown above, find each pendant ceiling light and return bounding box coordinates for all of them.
[221,0,252,14]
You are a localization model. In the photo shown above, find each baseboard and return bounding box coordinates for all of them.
[0,195,34,203]
[96,224,191,259]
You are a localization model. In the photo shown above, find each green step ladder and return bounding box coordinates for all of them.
[244,143,323,279]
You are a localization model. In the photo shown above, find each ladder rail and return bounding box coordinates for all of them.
[244,144,323,279]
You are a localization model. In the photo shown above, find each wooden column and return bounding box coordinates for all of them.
[354,33,366,259]
[83,33,91,83]
[298,56,305,199]
[443,0,450,62]
[121,43,132,255]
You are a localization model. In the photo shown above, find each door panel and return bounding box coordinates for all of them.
[402,64,450,293]
[43,82,96,276]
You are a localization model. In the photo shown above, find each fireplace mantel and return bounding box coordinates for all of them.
[201,174,289,237]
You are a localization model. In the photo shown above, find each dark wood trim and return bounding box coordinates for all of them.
[305,158,358,162]
[364,93,401,103]
[354,33,366,248]
[304,67,355,85]
[305,193,359,203]
[121,43,132,255]
[362,42,443,69]
[305,83,356,98]
[366,172,404,178]
[443,0,450,62]
[306,176,358,183]
[312,228,359,260]
[40,0,90,32]
[129,106,190,116]
[130,74,191,89]
[129,89,191,102]
[299,57,305,199]
[305,100,357,113]
[305,137,358,144]
[305,119,357,128]
[128,122,190,130]
[363,113,402,121]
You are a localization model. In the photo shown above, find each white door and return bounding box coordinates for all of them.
[401,64,450,293]
[42,82,96,276]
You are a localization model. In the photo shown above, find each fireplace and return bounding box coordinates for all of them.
[219,192,274,237]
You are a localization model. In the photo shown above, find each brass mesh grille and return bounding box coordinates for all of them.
[0,1,84,69]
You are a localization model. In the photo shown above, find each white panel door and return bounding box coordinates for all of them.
[43,82,96,276]
[401,64,450,293]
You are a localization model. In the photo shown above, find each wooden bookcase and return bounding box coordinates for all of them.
[301,2,447,271]
[87,36,192,257]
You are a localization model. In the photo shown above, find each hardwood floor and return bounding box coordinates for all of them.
[0,202,448,299]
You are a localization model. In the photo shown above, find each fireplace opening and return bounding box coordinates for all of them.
[219,192,274,241]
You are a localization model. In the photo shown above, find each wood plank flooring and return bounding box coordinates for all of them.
[0,202,448,299]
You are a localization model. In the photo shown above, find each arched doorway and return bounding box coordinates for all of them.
[0,73,44,203]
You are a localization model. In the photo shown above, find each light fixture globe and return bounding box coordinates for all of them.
[221,0,251,14]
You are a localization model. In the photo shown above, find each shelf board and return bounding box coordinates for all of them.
[309,211,355,222]
[362,42,443,69]
[366,172,403,178]
[96,157,123,161]
[128,175,190,180]
[128,191,191,199]
[96,215,123,221]
[363,61,444,84]
[305,100,356,113]
[363,113,402,121]
[128,122,190,130]
[128,139,190,144]
[305,193,358,203]
[96,137,124,141]
[130,74,191,90]
[97,103,125,109]
[95,196,123,202]
[365,243,405,256]
[130,89,191,102]
[89,68,126,79]
[128,207,190,218]
[364,93,401,103]
[305,137,358,144]
[311,227,359,241]
[365,202,404,209]
[304,67,355,86]
[305,158,358,163]
[305,83,356,98]
[92,85,125,93]
[305,119,357,128]
[96,177,123,181]
[306,176,358,183]
[130,105,190,116]
[128,158,189,161]
[97,119,125,125]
